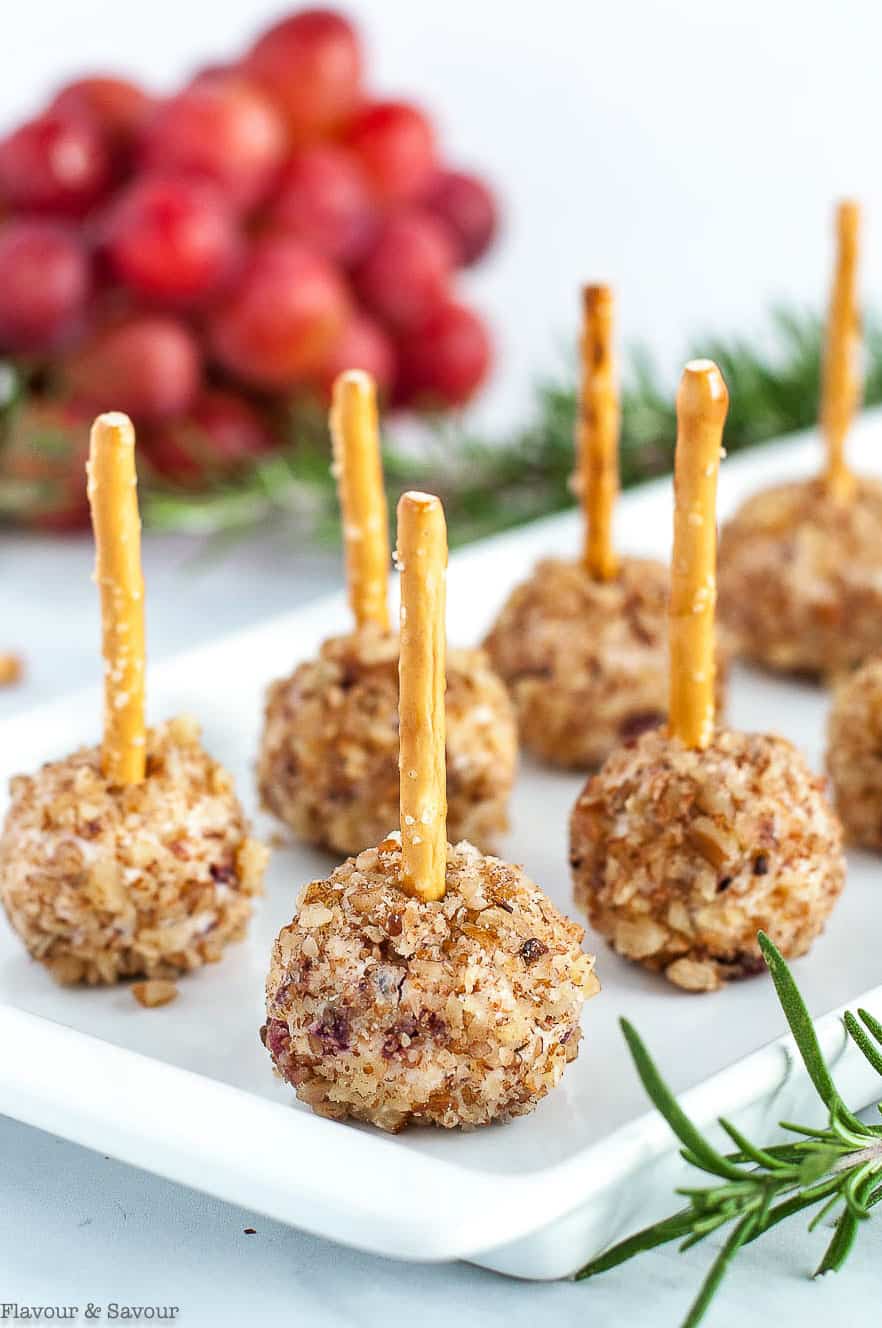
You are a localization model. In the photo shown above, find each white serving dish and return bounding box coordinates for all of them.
[1,416,881,1281]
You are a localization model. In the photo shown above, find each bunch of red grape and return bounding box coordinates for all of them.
[0,8,497,526]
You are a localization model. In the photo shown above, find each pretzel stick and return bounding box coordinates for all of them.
[87,412,146,785]
[669,361,729,751]
[576,284,620,580]
[330,370,390,630]
[821,199,861,502]
[397,492,447,902]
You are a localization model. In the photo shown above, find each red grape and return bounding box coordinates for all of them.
[267,145,375,266]
[188,64,238,89]
[397,300,492,407]
[423,168,498,267]
[355,210,453,331]
[345,101,436,205]
[144,388,274,486]
[65,314,201,423]
[103,175,241,307]
[1,396,93,530]
[311,311,396,402]
[0,221,91,353]
[208,235,349,388]
[0,112,111,217]
[51,76,154,151]
[142,76,287,212]
[246,9,362,143]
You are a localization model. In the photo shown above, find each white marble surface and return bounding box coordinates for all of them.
[0,527,879,1324]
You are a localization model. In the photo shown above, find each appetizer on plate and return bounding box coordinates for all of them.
[719,201,882,677]
[484,284,726,770]
[0,413,267,985]
[570,362,844,993]
[258,369,517,856]
[827,656,882,849]
[263,491,598,1131]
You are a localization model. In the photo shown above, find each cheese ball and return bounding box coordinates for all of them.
[718,476,882,676]
[257,626,517,856]
[827,655,882,848]
[483,556,728,769]
[570,727,844,993]
[263,836,598,1131]
[0,715,268,985]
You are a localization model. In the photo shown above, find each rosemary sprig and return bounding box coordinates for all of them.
[141,305,882,544]
[576,934,882,1326]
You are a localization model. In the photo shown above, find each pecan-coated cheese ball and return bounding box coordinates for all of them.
[827,656,882,848]
[483,556,728,769]
[263,836,598,1131]
[718,477,882,676]
[257,626,517,856]
[570,728,844,993]
[0,716,268,985]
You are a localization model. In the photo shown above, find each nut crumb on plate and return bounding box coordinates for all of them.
[132,978,178,1008]
[0,653,23,687]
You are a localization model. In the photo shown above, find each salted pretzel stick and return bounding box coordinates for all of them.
[397,492,447,902]
[577,284,620,580]
[669,361,729,751]
[821,199,862,502]
[87,412,146,785]
[330,370,391,630]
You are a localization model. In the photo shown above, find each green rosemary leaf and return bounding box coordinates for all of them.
[844,1011,882,1076]
[843,1164,879,1220]
[718,1118,792,1171]
[857,1007,882,1051]
[757,934,864,1131]
[815,1207,860,1277]
[574,1208,696,1279]
[678,1214,732,1253]
[807,1191,844,1233]
[682,1215,759,1328]
[743,1175,846,1245]
[798,1147,846,1187]
[620,1020,745,1182]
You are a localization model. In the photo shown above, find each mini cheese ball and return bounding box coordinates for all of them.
[258,625,516,856]
[0,414,267,985]
[484,555,729,768]
[0,716,267,985]
[264,835,596,1131]
[570,727,845,993]
[570,362,845,992]
[719,476,882,676]
[484,285,724,769]
[264,492,597,1130]
[827,655,882,848]
[257,370,516,855]
[719,201,879,677]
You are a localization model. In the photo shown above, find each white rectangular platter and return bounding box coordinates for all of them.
[1,415,881,1281]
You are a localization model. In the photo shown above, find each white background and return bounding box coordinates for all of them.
[3,0,882,429]
[2,3,882,1324]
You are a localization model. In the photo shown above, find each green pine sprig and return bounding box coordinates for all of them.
[576,934,882,1327]
[141,306,882,545]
